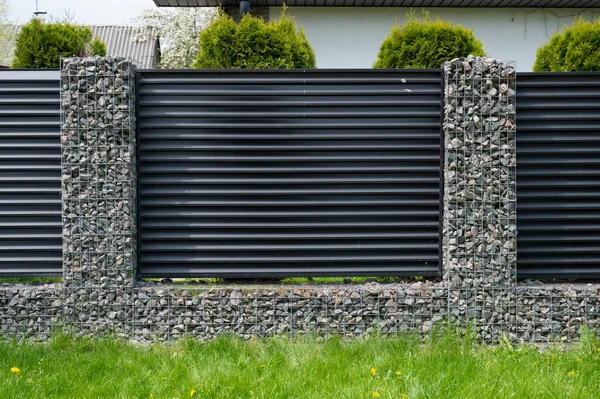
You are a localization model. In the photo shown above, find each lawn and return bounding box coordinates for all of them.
[1,328,599,399]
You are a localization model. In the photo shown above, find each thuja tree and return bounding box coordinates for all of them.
[374,11,486,69]
[194,9,315,69]
[534,17,600,72]
[13,18,106,68]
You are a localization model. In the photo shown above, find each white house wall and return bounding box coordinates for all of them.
[269,7,599,71]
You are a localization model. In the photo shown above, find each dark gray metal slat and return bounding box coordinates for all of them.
[516,72,600,279]
[137,69,443,278]
[0,71,62,277]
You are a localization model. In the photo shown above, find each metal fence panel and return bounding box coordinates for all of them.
[0,70,62,277]
[137,69,442,278]
[517,72,600,279]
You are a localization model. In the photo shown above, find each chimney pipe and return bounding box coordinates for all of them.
[240,0,250,18]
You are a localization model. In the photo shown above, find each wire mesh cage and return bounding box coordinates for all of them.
[443,57,517,340]
[60,56,138,289]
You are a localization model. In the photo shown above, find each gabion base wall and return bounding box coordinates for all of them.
[1,282,599,343]
[0,284,62,341]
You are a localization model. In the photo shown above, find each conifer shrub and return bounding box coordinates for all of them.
[194,10,315,69]
[13,18,106,69]
[374,11,485,69]
[533,17,600,72]
[90,37,107,57]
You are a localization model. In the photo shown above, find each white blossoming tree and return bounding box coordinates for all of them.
[136,7,215,69]
[0,0,15,66]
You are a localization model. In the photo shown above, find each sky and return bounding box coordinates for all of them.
[7,0,157,25]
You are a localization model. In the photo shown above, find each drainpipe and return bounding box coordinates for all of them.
[239,0,250,18]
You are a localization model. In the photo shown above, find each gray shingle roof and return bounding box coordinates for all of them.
[90,26,159,69]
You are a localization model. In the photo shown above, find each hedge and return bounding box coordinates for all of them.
[374,12,485,69]
[194,10,315,69]
[533,17,600,72]
[13,18,106,69]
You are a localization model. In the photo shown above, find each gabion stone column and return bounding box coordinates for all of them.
[443,56,517,340]
[61,57,137,289]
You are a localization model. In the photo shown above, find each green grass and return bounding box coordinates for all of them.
[1,328,600,398]
[280,276,423,284]
[0,277,61,284]
[142,276,425,285]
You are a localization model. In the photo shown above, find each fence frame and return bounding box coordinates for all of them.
[135,68,444,278]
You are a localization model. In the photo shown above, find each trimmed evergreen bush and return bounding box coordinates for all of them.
[90,37,107,57]
[374,11,485,69]
[194,10,315,69]
[13,18,106,68]
[533,17,600,72]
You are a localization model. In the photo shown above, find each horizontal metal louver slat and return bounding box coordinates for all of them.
[0,70,62,277]
[137,70,443,278]
[516,73,600,279]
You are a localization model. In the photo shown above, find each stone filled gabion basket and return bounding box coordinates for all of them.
[60,57,137,288]
[129,282,449,342]
[0,284,63,341]
[442,56,517,340]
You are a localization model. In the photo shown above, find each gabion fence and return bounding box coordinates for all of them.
[0,56,598,343]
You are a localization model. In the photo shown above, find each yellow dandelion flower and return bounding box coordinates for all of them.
[533,362,538,366]
[487,361,493,365]
[161,377,167,381]
[371,367,377,377]
[10,367,20,376]
[149,395,154,399]
[597,347,600,352]
[401,394,408,399]
[396,371,402,376]
[576,358,582,362]
[373,392,381,398]
[190,389,197,397]
[568,371,576,376]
